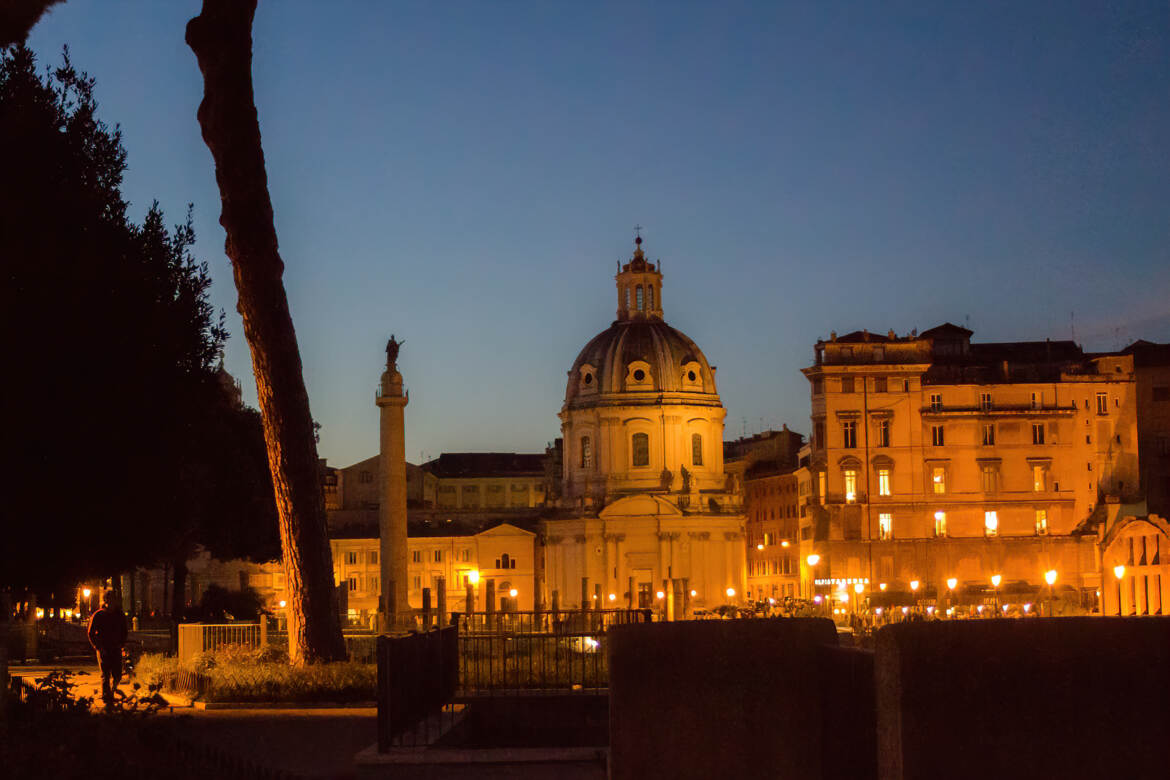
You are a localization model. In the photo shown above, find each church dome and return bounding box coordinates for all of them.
[563,236,720,409]
[565,319,719,406]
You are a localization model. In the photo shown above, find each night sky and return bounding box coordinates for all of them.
[26,1,1170,467]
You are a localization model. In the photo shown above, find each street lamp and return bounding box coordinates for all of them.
[946,578,957,618]
[806,554,821,603]
[1113,564,1126,616]
[910,580,920,614]
[468,570,480,585]
[1044,569,1058,617]
[990,574,1002,614]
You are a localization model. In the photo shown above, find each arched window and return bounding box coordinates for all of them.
[632,432,650,467]
[636,286,644,311]
[647,285,655,310]
[580,436,593,469]
[691,433,703,466]
[625,287,631,310]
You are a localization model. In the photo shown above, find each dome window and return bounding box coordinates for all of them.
[687,370,696,382]
[580,436,593,469]
[584,373,593,385]
[626,360,653,389]
[681,361,703,391]
[692,433,703,466]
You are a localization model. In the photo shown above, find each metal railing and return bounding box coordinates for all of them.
[455,609,652,696]
[176,621,266,664]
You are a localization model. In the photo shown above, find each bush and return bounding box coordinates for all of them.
[136,649,375,703]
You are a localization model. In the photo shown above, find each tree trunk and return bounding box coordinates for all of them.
[186,0,345,664]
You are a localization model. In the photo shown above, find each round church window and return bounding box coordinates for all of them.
[633,369,646,382]
[687,370,696,382]
[584,373,593,385]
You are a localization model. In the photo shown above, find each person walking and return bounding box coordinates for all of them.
[87,590,127,706]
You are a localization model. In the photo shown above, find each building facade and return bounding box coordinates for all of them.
[540,237,746,614]
[798,324,1139,611]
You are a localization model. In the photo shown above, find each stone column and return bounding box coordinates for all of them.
[376,342,409,626]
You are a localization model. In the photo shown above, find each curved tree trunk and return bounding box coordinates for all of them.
[186,0,345,664]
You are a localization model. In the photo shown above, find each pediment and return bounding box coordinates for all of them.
[599,494,683,520]
[475,522,535,538]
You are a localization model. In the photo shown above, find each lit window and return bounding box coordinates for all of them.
[632,432,650,467]
[934,510,947,537]
[932,467,946,495]
[878,468,891,496]
[1096,392,1108,415]
[930,393,942,412]
[1032,464,1048,492]
[984,511,998,537]
[980,392,992,411]
[1035,509,1048,535]
[1032,423,1045,445]
[580,436,593,469]
[877,419,890,448]
[982,423,995,446]
[878,513,893,540]
[844,469,858,503]
[842,421,857,448]
[692,433,703,466]
[981,465,998,493]
[817,471,826,501]
[931,425,945,446]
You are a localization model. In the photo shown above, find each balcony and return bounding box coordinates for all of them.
[920,404,1076,418]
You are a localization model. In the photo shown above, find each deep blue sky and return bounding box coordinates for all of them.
[26,1,1170,467]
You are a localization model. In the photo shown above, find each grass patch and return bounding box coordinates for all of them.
[137,645,375,703]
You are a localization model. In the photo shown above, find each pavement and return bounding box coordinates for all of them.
[10,662,377,779]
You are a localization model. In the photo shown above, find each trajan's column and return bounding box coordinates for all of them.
[376,335,408,626]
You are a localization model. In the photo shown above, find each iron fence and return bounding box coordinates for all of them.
[455,609,651,696]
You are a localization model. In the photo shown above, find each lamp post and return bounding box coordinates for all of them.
[1113,564,1126,616]
[910,580,920,616]
[1044,569,1057,617]
[946,578,957,619]
[990,574,1002,615]
[806,554,821,607]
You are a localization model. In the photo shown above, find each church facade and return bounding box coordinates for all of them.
[538,237,746,615]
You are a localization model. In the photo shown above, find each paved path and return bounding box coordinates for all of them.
[11,663,376,779]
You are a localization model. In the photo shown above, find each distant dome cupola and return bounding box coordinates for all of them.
[616,235,663,321]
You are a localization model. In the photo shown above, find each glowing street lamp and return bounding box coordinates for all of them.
[806,554,820,567]
[1113,564,1126,616]
[82,588,92,599]
[690,589,697,598]
[468,570,480,585]
[805,553,821,604]
[879,583,888,592]
[509,588,518,599]
[990,574,1002,614]
[608,593,616,602]
[656,591,665,600]
[725,587,736,599]
[757,543,765,551]
[910,580,920,592]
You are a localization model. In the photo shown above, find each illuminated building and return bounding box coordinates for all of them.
[798,323,1139,610]
[539,237,746,614]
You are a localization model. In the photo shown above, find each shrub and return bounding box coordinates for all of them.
[136,649,375,703]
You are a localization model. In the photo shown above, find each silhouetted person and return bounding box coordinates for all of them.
[87,590,127,706]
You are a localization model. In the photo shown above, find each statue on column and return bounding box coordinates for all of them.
[385,334,403,368]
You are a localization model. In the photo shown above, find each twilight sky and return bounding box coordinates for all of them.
[26,1,1170,468]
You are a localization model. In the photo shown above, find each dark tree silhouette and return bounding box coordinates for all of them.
[186,0,346,664]
[0,0,65,48]
[0,46,277,602]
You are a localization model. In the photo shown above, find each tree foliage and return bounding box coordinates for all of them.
[0,45,277,596]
